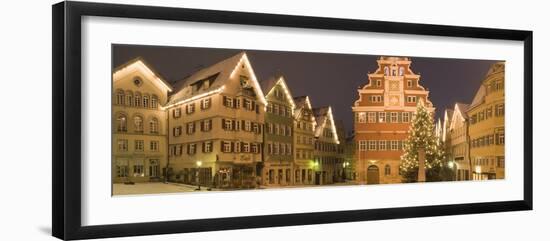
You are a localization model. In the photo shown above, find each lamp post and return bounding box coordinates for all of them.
[195,160,202,191]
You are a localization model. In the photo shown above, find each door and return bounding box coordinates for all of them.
[367,165,380,184]
[315,172,321,185]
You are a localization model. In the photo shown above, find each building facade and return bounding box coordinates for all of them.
[112,58,172,183]
[467,62,505,180]
[449,103,471,181]
[353,56,434,184]
[313,106,341,185]
[165,52,266,188]
[292,96,317,185]
[260,76,296,186]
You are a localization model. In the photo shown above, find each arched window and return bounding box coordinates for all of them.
[384,66,389,76]
[125,90,133,107]
[134,93,141,107]
[142,95,149,108]
[150,117,159,134]
[399,67,405,76]
[384,164,391,176]
[116,113,127,132]
[115,89,124,105]
[151,95,158,109]
[134,116,143,133]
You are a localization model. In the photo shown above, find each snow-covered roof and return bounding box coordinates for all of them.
[166,52,266,107]
[260,75,296,109]
[113,57,173,92]
[469,84,486,110]
[313,106,340,144]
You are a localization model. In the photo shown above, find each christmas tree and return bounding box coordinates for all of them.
[399,100,445,182]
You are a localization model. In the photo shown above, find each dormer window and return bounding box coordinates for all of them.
[399,67,405,76]
[384,66,389,76]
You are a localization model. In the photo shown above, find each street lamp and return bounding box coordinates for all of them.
[195,160,202,191]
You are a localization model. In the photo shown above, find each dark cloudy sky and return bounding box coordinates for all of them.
[113,45,500,135]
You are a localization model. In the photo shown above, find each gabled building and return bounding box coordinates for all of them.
[260,76,296,186]
[165,52,266,188]
[442,108,455,167]
[353,56,434,185]
[293,96,317,185]
[112,58,173,183]
[313,106,341,185]
[467,62,505,180]
[449,102,471,180]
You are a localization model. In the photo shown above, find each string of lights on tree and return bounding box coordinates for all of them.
[399,100,446,182]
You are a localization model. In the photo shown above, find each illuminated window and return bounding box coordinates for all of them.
[378,140,386,150]
[359,140,367,151]
[402,112,410,122]
[125,91,133,106]
[150,141,159,151]
[149,118,159,134]
[115,89,124,105]
[134,93,141,107]
[391,140,398,150]
[390,112,398,123]
[116,114,127,132]
[201,98,211,110]
[151,95,158,109]
[356,112,367,123]
[117,139,128,152]
[368,112,377,123]
[142,95,149,108]
[378,112,386,122]
[135,140,144,151]
[368,140,377,150]
[133,116,143,132]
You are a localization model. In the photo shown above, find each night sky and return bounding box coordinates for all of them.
[113,45,500,135]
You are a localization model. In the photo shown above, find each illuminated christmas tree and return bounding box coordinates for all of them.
[399,100,445,182]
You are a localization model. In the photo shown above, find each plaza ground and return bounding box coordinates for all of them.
[112,181,359,195]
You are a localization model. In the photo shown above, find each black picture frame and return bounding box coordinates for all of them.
[52,1,533,240]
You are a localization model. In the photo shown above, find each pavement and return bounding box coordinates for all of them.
[112,182,219,195]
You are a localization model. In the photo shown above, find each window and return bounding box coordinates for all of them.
[234,141,241,153]
[368,140,377,150]
[201,98,211,110]
[115,90,124,105]
[356,112,367,123]
[273,143,279,154]
[150,141,159,151]
[202,119,212,132]
[151,95,158,109]
[402,112,410,122]
[267,143,273,154]
[243,143,250,153]
[378,140,386,150]
[187,122,195,134]
[391,140,398,150]
[385,165,391,176]
[251,143,258,153]
[378,112,386,123]
[359,140,367,151]
[399,67,405,76]
[487,107,493,118]
[133,160,144,177]
[223,96,234,108]
[497,132,505,145]
[376,79,382,87]
[407,96,417,103]
[188,143,197,155]
[135,140,144,151]
[125,91,133,106]
[186,103,196,114]
[149,118,159,134]
[117,139,128,152]
[223,141,231,153]
[245,121,251,132]
[384,66,389,76]
[142,95,149,108]
[133,116,143,132]
[173,108,181,118]
[134,93,141,107]
[286,143,292,155]
[369,95,382,103]
[368,112,377,123]
[267,123,273,134]
[267,103,273,113]
[173,126,182,137]
[204,141,212,153]
[223,119,233,130]
[116,114,127,132]
[407,80,413,88]
[116,160,129,177]
[496,104,505,116]
[149,159,160,177]
[390,112,398,123]
[273,104,279,115]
